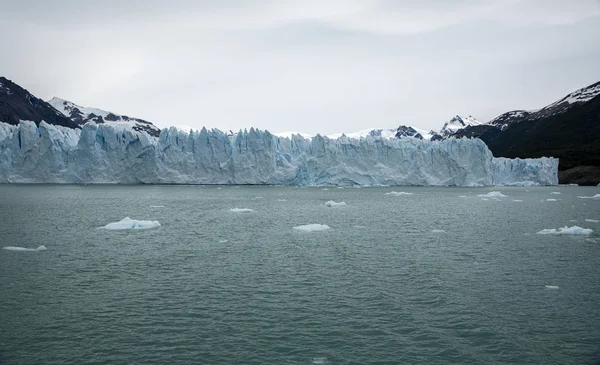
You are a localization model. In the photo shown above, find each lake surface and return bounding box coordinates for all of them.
[0,185,599,364]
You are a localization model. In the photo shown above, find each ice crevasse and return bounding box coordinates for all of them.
[0,121,559,186]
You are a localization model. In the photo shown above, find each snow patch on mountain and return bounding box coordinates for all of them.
[48,97,160,137]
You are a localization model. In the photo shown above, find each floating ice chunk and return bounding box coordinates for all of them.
[312,357,328,364]
[513,199,523,202]
[385,191,413,196]
[550,192,561,195]
[252,196,263,200]
[3,245,46,251]
[577,194,600,199]
[324,200,347,207]
[293,224,331,232]
[481,198,489,201]
[585,219,599,223]
[353,225,366,229]
[150,205,165,208]
[277,199,288,202]
[459,195,468,198]
[101,217,161,230]
[229,208,254,213]
[477,191,507,198]
[216,187,222,190]
[431,229,445,233]
[569,219,577,222]
[218,240,229,243]
[536,226,593,236]
[322,188,330,191]
[544,285,559,289]
[546,198,558,202]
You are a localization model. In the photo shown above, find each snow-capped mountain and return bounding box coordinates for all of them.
[535,81,600,118]
[48,97,160,137]
[439,115,482,136]
[487,110,531,130]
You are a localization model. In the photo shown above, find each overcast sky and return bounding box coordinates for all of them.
[1,0,599,135]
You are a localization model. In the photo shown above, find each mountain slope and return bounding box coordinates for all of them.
[48,97,160,137]
[0,77,79,128]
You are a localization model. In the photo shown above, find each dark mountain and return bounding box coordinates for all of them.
[395,126,424,139]
[0,77,79,128]
[0,76,161,137]
[451,81,600,185]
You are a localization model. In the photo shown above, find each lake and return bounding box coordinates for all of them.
[0,185,599,364]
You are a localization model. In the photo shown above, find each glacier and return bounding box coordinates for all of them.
[0,120,558,186]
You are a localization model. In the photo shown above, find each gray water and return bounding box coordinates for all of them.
[0,185,599,365]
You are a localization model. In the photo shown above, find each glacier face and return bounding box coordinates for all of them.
[0,121,558,186]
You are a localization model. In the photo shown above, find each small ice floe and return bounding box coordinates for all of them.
[569,183,579,186]
[229,208,254,213]
[546,198,558,202]
[100,217,160,230]
[385,191,413,196]
[544,285,559,290]
[477,191,507,198]
[150,205,165,208]
[312,357,328,364]
[216,187,222,190]
[218,240,229,243]
[431,229,446,233]
[277,199,288,202]
[252,196,263,200]
[550,192,561,195]
[536,226,593,236]
[569,219,577,222]
[3,245,46,252]
[585,219,599,223]
[577,194,600,199]
[323,200,347,207]
[322,188,330,191]
[353,225,367,229]
[459,195,468,198]
[513,199,523,202]
[293,224,331,232]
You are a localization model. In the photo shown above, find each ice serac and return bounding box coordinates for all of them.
[0,120,559,186]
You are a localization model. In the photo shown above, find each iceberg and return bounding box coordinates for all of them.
[229,208,254,213]
[323,200,347,207]
[385,191,413,196]
[100,217,160,230]
[0,120,559,186]
[536,226,593,236]
[293,224,331,232]
[477,191,508,198]
[3,245,47,251]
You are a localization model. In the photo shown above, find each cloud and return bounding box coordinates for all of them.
[0,0,599,135]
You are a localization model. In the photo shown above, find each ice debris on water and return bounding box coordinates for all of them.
[324,200,347,207]
[536,226,593,236]
[385,191,413,196]
[477,191,507,198]
[546,198,558,202]
[550,192,561,195]
[513,199,523,202]
[3,245,47,251]
[577,194,600,199]
[459,195,468,198]
[277,199,288,202]
[545,285,559,289]
[431,229,446,233]
[293,224,331,232]
[150,205,165,208]
[218,240,229,243]
[312,357,328,364]
[229,208,254,213]
[585,219,599,223]
[101,217,161,230]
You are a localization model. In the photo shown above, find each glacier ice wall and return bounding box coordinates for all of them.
[0,121,558,186]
